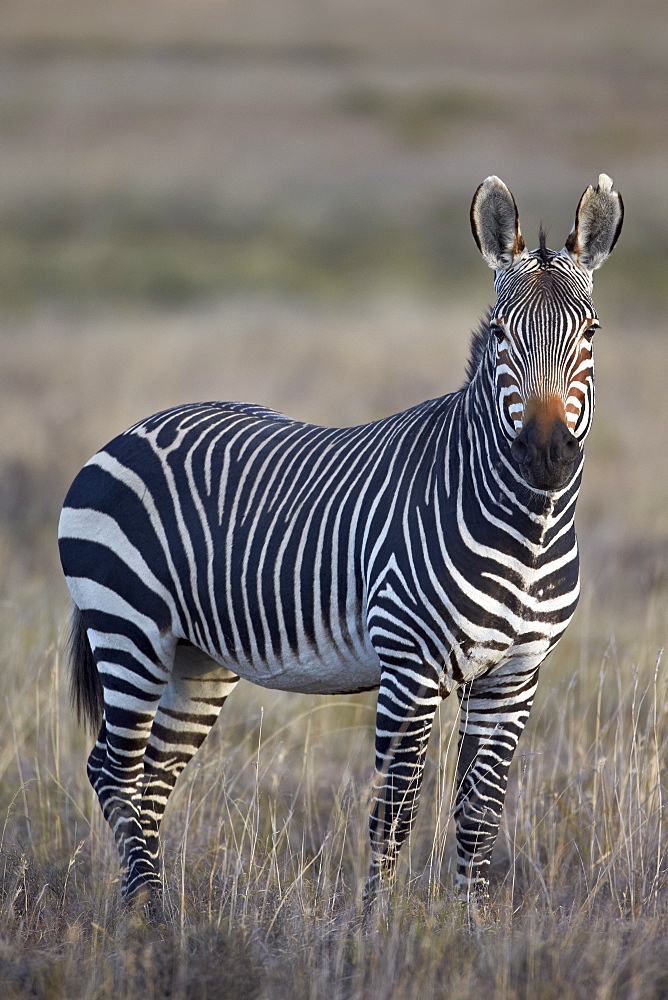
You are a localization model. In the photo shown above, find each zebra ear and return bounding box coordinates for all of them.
[564,174,624,272]
[470,176,527,271]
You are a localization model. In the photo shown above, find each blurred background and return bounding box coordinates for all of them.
[1,0,666,659]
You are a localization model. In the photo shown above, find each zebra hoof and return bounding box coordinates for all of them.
[125,882,165,924]
[459,884,491,933]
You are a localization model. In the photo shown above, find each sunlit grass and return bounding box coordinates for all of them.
[0,568,666,998]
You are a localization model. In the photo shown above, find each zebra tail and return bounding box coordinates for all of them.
[68,604,103,733]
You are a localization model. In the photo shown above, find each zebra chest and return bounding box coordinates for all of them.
[438,557,578,685]
[367,533,578,688]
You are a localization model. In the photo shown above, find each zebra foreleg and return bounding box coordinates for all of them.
[454,666,540,911]
[364,668,440,908]
[140,662,239,871]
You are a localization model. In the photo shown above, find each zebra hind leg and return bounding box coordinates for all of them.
[81,629,175,908]
[86,713,162,911]
[140,644,239,887]
[86,717,107,791]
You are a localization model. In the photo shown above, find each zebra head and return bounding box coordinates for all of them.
[471,175,623,492]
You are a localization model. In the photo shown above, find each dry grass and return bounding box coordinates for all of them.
[0,583,666,999]
[1,0,667,995]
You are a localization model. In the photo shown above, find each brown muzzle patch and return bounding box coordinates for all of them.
[522,393,567,443]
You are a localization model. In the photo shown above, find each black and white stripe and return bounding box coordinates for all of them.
[58,175,623,913]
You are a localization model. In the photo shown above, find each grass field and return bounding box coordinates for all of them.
[1,1,667,997]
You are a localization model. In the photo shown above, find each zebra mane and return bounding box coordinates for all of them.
[465,310,493,384]
[537,224,550,264]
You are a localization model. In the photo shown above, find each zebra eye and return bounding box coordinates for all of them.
[583,324,599,341]
[490,323,505,342]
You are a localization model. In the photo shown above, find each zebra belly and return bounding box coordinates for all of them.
[222,639,383,695]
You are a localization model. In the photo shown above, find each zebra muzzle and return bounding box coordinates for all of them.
[511,416,579,491]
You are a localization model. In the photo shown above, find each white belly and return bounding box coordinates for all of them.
[229,637,382,695]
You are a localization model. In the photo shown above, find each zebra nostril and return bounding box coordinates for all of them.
[511,435,529,464]
[561,435,578,461]
[552,424,579,463]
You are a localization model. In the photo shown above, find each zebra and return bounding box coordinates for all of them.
[58,175,623,917]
